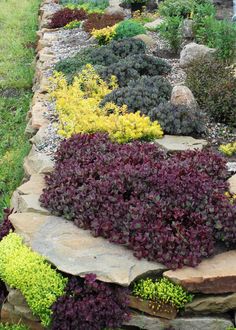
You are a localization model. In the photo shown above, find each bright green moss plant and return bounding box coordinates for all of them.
[133,278,193,310]
[0,233,67,327]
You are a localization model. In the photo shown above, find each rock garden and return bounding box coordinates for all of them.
[0,0,236,329]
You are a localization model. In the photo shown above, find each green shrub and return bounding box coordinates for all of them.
[158,16,183,53]
[149,102,205,136]
[54,38,146,81]
[0,233,67,327]
[114,20,146,39]
[186,58,236,126]
[0,324,29,330]
[60,0,109,12]
[133,277,193,309]
[64,20,81,29]
[99,54,171,86]
[101,75,172,114]
[194,16,236,63]
[158,0,195,18]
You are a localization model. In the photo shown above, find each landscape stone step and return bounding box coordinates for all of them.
[164,250,236,294]
[9,212,166,286]
[155,135,208,152]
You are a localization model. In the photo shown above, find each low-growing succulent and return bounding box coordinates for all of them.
[101,75,172,114]
[133,277,193,309]
[99,54,171,87]
[0,208,14,241]
[51,274,130,330]
[49,8,87,28]
[149,102,206,136]
[40,133,236,269]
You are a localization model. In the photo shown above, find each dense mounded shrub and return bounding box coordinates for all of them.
[83,13,124,33]
[51,274,130,330]
[49,8,88,28]
[186,58,236,126]
[158,0,195,17]
[114,20,146,39]
[0,233,67,326]
[51,66,163,142]
[101,75,172,114]
[99,54,171,87]
[149,102,205,136]
[0,209,14,241]
[40,133,236,269]
[54,38,146,80]
[133,278,193,309]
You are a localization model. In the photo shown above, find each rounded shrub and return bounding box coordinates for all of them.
[51,274,130,330]
[40,133,236,269]
[49,8,88,28]
[0,233,67,327]
[149,102,206,136]
[158,0,195,18]
[83,13,124,33]
[99,54,171,87]
[101,75,172,114]
[114,20,146,39]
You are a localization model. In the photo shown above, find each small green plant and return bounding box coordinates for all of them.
[64,20,81,29]
[0,324,29,330]
[133,277,193,309]
[114,20,146,39]
[60,0,109,12]
[158,0,195,18]
[0,233,67,327]
[158,16,183,53]
[219,141,236,157]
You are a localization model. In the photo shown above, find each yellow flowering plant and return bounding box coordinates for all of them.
[50,65,163,143]
[219,141,236,157]
[91,24,117,45]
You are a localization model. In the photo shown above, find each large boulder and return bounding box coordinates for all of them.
[9,212,166,286]
[171,85,197,108]
[180,42,216,68]
[164,250,236,294]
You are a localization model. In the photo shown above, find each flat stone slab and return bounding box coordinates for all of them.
[9,213,166,286]
[155,135,208,152]
[126,314,233,330]
[185,292,236,314]
[228,174,236,194]
[164,251,236,294]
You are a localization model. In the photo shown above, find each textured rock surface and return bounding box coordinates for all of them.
[7,289,28,308]
[134,34,156,47]
[185,293,236,314]
[164,251,236,293]
[227,162,236,173]
[17,194,50,214]
[228,174,236,194]
[17,174,45,195]
[171,85,197,108]
[182,19,194,39]
[24,146,54,176]
[126,313,234,330]
[144,18,164,29]
[10,213,166,286]
[180,42,216,68]
[155,135,208,152]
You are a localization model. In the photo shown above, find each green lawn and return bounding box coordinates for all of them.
[0,0,41,217]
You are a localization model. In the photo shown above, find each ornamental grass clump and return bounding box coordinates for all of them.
[49,8,88,28]
[40,133,236,269]
[133,278,193,309]
[50,65,163,142]
[51,274,130,330]
[0,233,67,327]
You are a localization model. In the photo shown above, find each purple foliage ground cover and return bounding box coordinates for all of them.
[40,133,236,269]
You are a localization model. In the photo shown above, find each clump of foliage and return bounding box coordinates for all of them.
[149,102,205,136]
[40,133,236,269]
[0,325,29,330]
[49,8,88,28]
[83,13,124,33]
[133,278,193,309]
[0,233,67,327]
[50,66,163,142]
[51,274,130,330]
[0,209,14,241]
[101,75,172,114]
[186,58,236,126]
[219,141,236,157]
[158,0,195,18]
[194,16,236,63]
[158,16,183,53]
[64,20,81,29]
[114,20,146,39]
[99,54,171,87]
[92,25,117,45]
[60,0,109,13]
[54,38,146,80]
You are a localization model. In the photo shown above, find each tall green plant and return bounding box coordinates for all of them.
[158,16,183,53]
